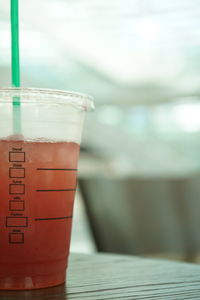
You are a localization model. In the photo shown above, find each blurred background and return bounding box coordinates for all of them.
[1,0,200,262]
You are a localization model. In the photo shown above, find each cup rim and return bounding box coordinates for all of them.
[0,87,94,111]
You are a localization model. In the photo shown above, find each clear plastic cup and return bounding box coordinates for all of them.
[0,88,93,290]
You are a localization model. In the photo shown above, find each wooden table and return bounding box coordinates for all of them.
[1,253,200,299]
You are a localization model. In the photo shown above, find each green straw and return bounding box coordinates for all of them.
[11,0,21,134]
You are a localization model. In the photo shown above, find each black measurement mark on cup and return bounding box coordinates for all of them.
[9,232,24,244]
[6,216,28,227]
[9,152,25,163]
[9,167,25,178]
[9,200,25,211]
[35,216,72,221]
[8,148,26,245]
[36,189,76,192]
[37,168,77,171]
[9,184,25,195]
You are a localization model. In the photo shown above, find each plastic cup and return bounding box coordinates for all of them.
[0,88,93,290]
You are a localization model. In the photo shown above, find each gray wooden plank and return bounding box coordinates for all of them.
[1,253,200,299]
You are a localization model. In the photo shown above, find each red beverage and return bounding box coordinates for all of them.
[0,139,80,290]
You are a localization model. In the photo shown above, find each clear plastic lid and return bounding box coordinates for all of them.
[0,88,94,111]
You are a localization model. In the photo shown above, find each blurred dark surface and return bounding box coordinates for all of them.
[80,176,200,260]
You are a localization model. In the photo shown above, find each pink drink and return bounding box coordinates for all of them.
[0,139,80,289]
